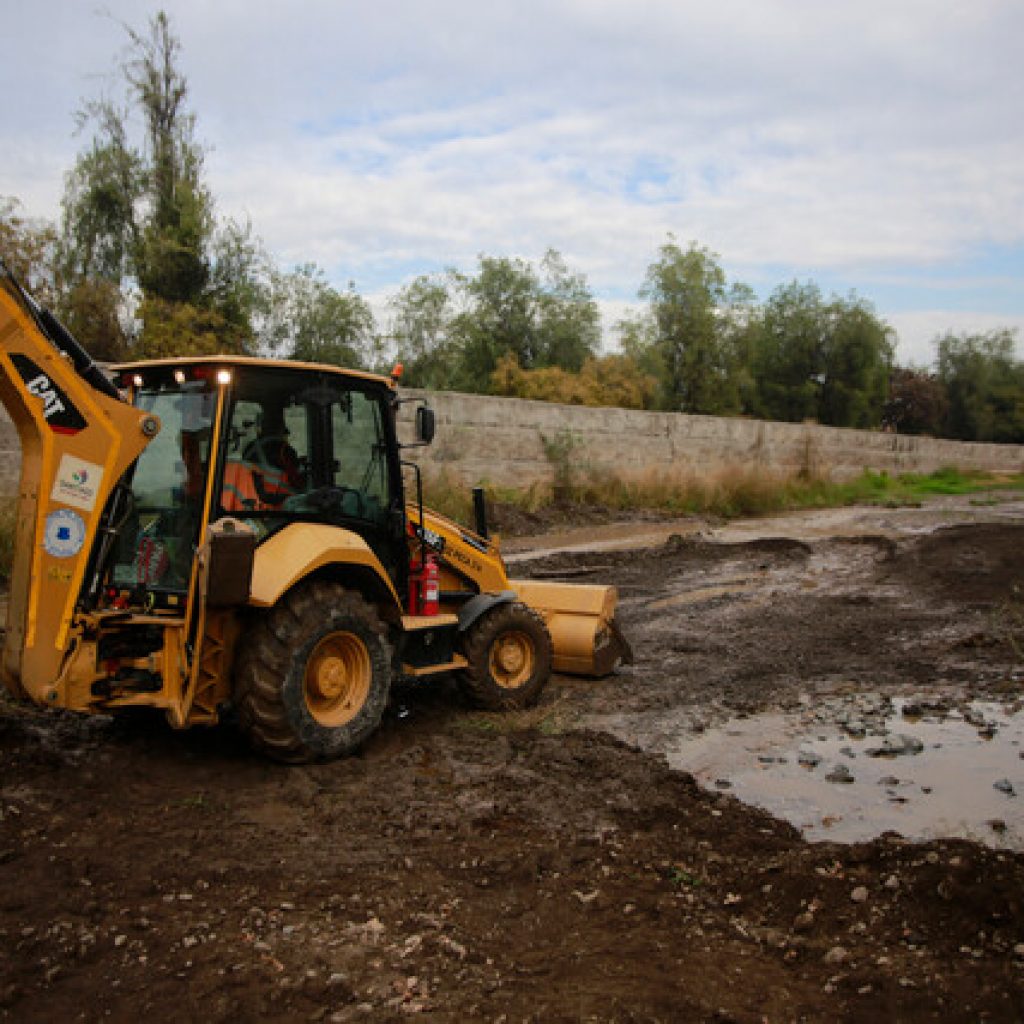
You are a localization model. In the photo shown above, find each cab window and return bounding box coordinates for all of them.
[218,369,392,532]
[329,390,390,526]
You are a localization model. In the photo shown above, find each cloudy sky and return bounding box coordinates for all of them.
[2,0,1022,366]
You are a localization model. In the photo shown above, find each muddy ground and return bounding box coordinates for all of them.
[1,493,1023,1022]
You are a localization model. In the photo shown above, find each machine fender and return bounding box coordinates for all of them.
[457,590,516,633]
[249,523,402,613]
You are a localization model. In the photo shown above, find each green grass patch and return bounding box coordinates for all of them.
[667,866,705,889]
[457,698,577,737]
[834,467,1024,504]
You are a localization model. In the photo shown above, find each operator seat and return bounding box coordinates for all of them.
[240,410,304,508]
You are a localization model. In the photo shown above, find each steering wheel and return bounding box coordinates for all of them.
[305,485,366,519]
[243,435,283,467]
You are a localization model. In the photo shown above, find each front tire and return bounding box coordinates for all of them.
[458,602,553,710]
[235,582,391,763]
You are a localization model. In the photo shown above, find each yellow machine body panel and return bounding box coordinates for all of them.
[0,285,158,702]
[249,523,401,611]
[407,504,632,677]
[510,578,627,676]
[408,504,510,596]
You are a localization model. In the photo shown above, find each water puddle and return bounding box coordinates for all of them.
[600,696,1024,849]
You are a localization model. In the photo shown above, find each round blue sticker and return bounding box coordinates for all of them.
[44,508,87,559]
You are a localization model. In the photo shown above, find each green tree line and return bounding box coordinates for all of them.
[1,12,1021,443]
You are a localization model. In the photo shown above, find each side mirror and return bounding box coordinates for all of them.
[415,405,435,446]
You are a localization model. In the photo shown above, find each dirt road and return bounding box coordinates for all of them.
[1,493,1022,1022]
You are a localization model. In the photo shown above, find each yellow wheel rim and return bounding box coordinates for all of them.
[489,630,535,690]
[304,632,371,727]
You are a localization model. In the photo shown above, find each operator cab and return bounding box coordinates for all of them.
[109,360,407,609]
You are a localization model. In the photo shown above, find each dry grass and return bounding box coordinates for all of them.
[422,463,841,524]
[572,464,807,517]
[418,462,1024,531]
[457,695,578,736]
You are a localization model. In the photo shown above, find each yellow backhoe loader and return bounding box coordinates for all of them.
[0,266,631,762]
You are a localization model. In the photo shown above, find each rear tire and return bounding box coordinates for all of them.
[234,581,391,763]
[458,602,553,710]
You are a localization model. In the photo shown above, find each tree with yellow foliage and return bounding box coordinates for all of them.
[490,352,657,409]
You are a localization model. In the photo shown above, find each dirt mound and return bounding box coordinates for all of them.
[889,524,1024,604]
[488,501,681,539]
[517,532,812,580]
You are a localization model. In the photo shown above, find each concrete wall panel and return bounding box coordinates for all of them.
[395,390,1024,490]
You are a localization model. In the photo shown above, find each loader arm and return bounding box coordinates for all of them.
[0,277,159,702]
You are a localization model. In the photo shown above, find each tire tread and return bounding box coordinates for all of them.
[234,583,390,762]
[458,602,552,710]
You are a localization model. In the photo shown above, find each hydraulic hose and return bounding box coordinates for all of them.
[0,260,121,401]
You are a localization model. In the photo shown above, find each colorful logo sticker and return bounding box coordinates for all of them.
[50,454,103,512]
[43,508,87,559]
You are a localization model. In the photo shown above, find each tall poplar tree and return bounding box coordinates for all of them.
[58,11,265,357]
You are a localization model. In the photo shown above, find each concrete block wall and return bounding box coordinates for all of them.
[2,391,1023,496]
[395,389,1024,490]
[0,406,18,494]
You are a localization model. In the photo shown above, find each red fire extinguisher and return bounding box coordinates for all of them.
[421,554,440,616]
[408,553,441,616]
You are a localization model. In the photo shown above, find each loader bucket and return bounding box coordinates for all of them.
[510,579,633,677]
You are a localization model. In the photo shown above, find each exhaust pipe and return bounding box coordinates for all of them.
[472,486,489,539]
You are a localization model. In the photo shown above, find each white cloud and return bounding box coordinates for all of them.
[1,0,1022,357]
[888,311,1024,369]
